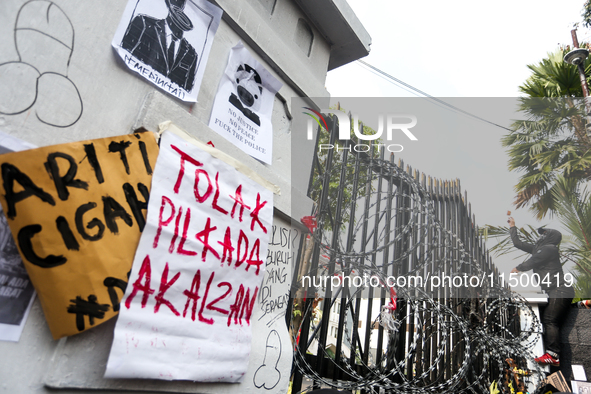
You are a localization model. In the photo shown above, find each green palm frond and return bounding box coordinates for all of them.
[503,47,591,218]
[480,224,539,258]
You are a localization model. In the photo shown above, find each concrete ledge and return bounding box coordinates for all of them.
[295,0,371,70]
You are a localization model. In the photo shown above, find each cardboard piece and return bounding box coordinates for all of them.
[0,132,159,339]
[542,371,570,393]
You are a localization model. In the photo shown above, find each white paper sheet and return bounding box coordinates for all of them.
[571,379,591,392]
[105,131,273,382]
[112,0,222,102]
[0,131,36,342]
[573,364,588,381]
[208,42,282,164]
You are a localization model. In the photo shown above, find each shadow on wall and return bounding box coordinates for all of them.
[0,0,83,128]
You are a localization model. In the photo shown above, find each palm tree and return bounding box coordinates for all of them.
[583,1,591,29]
[502,47,591,219]
[482,176,591,299]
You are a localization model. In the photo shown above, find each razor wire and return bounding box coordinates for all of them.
[291,153,546,394]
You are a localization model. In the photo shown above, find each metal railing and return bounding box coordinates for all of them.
[287,113,540,394]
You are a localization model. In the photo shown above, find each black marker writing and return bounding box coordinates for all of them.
[123,182,149,232]
[102,195,133,234]
[109,141,132,174]
[44,152,89,201]
[1,162,55,219]
[83,143,104,184]
[104,275,128,312]
[76,202,105,241]
[67,294,110,331]
[138,140,153,175]
[18,224,66,268]
[56,215,80,251]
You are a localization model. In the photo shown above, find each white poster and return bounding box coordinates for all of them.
[105,131,273,382]
[112,0,222,102]
[0,132,36,342]
[209,42,282,164]
[249,218,298,392]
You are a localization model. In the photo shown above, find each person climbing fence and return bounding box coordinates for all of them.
[508,217,575,367]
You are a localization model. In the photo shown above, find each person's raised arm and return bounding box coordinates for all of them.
[508,217,534,254]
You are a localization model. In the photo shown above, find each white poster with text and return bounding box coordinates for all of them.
[209,42,282,164]
[112,0,222,102]
[0,132,36,342]
[105,131,273,382]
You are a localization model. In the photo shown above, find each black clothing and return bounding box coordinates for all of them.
[541,290,573,357]
[510,227,574,357]
[229,93,261,126]
[509,227,574,296]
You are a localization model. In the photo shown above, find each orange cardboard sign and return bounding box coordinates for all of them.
[0,132,159,339]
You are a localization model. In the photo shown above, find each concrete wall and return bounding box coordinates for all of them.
[0,0,347,392]
[561,308,591,383]
[0,0,328,197]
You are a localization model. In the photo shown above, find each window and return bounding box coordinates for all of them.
[257,0,276,14]
[295,18,313,57]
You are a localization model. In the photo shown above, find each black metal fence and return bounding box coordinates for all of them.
[287,113,539,394]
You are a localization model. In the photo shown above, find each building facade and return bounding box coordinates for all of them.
[0,0,370,392]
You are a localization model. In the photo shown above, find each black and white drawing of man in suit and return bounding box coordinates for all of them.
[121,0,198,91]
[229,64,263,126]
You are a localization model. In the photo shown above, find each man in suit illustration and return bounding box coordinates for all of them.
[121,0,198,91]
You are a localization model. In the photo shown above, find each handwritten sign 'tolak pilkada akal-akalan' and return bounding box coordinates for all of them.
[0,132,159,339]
[105,131,273,382]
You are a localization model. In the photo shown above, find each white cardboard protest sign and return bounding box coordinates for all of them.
[105,131,273,382]
[209,42,282,164]
[112,0,222,102]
